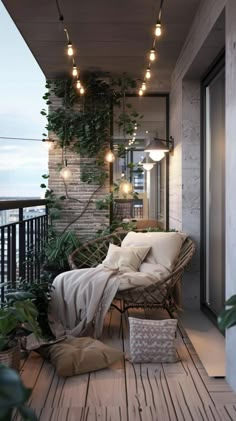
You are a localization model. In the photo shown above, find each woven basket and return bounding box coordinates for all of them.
[0,344,21,371]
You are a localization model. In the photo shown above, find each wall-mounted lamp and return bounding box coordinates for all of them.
[144,136,174,161]
[141,155,155,171]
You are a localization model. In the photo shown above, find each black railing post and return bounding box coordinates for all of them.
[19,207,26,280]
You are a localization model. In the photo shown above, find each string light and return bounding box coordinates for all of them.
[60,166,72,180]
[119,180,133,195]
[155,22,162,37]
[142,82,146,91]
[105,150,115,163]
[80,86,85,95]
[56,3,85,92]
[72,64,78,77]
[67,42,73,56]
[137,0,164,95]
[149,49,156,61]
[139,88,143,96]
[145,68,151,79]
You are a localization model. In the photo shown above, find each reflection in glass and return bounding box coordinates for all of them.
[113,96,167,228]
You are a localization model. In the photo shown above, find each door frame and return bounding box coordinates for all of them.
[200,50,225,325]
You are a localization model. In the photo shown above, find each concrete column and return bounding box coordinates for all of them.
[225,0,236,392]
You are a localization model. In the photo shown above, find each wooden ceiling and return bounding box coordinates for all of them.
[3,0,200,91]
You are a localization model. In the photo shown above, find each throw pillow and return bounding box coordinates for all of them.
[129,317,178,363]
[102,243,150,272]
[50,337,123,377]
[122,231,187,271]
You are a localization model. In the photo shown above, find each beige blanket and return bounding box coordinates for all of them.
[49,266,121,339]
[49,266,168,339]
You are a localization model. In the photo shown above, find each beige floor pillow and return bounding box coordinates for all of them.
[50,337,123,377]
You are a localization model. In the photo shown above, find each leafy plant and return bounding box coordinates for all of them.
[15,280,54,339]
[0,292,41,352]
[43,229,81,272]
[0,364,37,421]
[218,295,236,331]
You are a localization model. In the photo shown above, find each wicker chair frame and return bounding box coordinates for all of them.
[68,231,195,315]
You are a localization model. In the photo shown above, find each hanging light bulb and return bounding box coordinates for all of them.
[149,49,156,61]
[139,88,143,96]
[76,79,81,89]
[67,42,73,56]
[145,68,151,79]
[155,22,162,37]
[60,166,72,180]
[142,82,146,91]
[80,86,85,95]
[105,150,115,163]
[119,180,133,195]
[72,65,78,77]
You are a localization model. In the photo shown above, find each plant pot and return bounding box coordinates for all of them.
[0,344,21,372]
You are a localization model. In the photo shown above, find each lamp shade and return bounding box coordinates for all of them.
[141,156,155,171]
[144,138,169,162]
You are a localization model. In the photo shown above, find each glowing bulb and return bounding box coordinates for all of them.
[60,166,72,180]
[142,163,154,171]
[142,82,146,91]
[72,65,78,77]
[105,150,115,163]
[67,42,73,56]
[80,86,85,95]
[155,22,162,37]
[146,69,151,79]
[139,88,143,96]
[149,151,165,161]
[119,180,133,195]
[149,49,156,61]
[76,80,81,89]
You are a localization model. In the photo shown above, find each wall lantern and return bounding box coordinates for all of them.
[141,156,155,171]
[144,136,174,161]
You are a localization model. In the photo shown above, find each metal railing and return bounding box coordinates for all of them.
[0,200,48,300]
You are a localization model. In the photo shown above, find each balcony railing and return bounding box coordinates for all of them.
[0,200,48,300]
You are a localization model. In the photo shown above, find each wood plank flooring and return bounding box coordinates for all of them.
[17,307,236,421]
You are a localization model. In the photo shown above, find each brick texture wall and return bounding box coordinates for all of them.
[48,91,110,240]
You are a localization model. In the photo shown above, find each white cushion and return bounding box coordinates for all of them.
[129,317,178,363]
[122,231,187,271]
[139,262,170,277]
[102,243,150,273]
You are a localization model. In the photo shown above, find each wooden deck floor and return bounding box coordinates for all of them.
[17,307,236,421]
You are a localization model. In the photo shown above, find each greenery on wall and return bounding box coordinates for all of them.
[40,73,143,271]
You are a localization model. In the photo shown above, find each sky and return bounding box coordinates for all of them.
[0,2,48,198]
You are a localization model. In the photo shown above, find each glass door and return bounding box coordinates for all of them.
[201,55,225,321]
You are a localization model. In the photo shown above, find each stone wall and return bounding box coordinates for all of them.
[48,91,110,240]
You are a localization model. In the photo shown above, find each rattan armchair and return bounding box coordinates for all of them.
[68,231,195,315]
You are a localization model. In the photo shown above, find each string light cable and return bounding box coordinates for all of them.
[138,0,165,94]
[55,0,84,93]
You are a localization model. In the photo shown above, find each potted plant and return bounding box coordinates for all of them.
[0,364,37,420]
[218,295,236,331]
[0,291,41,371]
